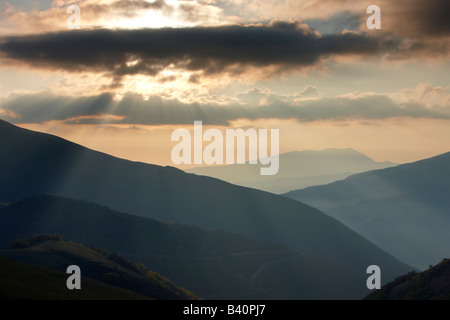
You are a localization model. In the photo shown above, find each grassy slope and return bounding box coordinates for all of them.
[365,258,450,300]
[0,235,197,300]
[0,256,151,300]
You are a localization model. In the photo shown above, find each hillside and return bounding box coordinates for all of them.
[0,195,375,299]
[284,152,450,270]
[365,259,450,300]
[187,148,396,194]
[0,119,412,297]
[0,255,152,300]
[0,234,197,300]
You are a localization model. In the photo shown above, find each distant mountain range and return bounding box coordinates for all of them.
[284,152,450,270]
[0,119,412,299]
[365,258,450,300]
[0,234,196,300]
[187,148,396,194]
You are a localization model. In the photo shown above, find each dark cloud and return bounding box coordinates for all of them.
[379,0,450,37]
[2,91,449,126]
[360,0,450,59]
[0,22,404,84]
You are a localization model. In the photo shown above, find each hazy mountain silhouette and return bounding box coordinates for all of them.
[0,119,411,293]
[284,152,450,270]
[0,234,197,300]
[365,258,450,300]
[187,148,396,194]
[0,195,371,299]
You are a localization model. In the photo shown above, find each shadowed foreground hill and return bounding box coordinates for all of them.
[0,119,411,294]
[0,235,196,300]
[0,256,152,300]
[0,196,371,299]
[284,151,450,270]
[365,259,450,300]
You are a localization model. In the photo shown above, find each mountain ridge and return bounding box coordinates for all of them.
[284,151,450,269]
[0,119,412,294]
[187,147,396,194]
[0,195,372,299]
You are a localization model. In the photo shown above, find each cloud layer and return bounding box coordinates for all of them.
[2,85,449,126]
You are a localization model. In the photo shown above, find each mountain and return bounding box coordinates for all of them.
[0,195,369,299]
[0,234,196,300]
[365,258,450,300]
[284,152,450,270]
[187,148,396,194]
[0,256,152,300]
[0,119,412,295]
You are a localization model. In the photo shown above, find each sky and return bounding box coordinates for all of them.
[0,0,449,167]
